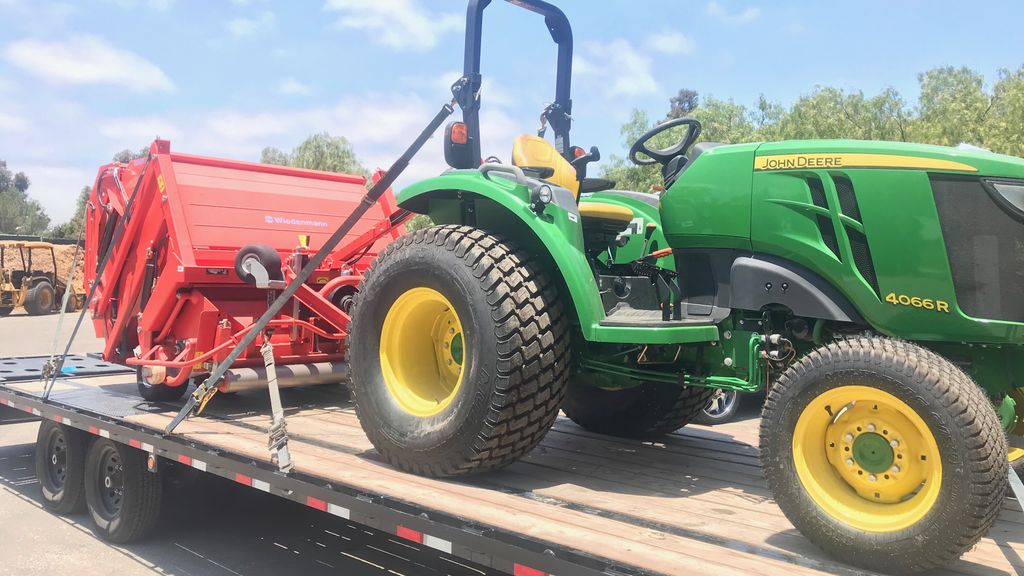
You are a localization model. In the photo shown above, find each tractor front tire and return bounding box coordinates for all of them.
[24,281,55,315]
[761,337,1007,574]
[349,225,569,477]
[562,378,714,438]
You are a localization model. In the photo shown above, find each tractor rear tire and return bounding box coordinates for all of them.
[84,438,162,543]
[348,225,569,477]
[36,421,88,514]
[760,337,1007,574]
[24,281,55,315]
[562,378,714,438]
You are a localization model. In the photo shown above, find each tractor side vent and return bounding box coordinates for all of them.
[847,228,880,296]
[834,175,862,221]
[806,176,840,260]
[832,174,879,296]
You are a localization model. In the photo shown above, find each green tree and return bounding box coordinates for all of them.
[982,65,1024,156]
[261,132,369,177]
[915,66,990,147]
[112,147,149,163]
[690,96,756,143]
[667,88,699,119]
[49,186,91,239]
[0,161,50,235]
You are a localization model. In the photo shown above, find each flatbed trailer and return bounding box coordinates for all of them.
[1,357,1022,576]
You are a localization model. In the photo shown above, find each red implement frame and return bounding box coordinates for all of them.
[84,140,406,389]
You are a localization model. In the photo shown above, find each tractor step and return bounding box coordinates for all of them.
[599,306,715,328]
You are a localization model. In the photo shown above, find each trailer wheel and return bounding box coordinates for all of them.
[24,280,55,315]
[562,377,714,438]
[35,421,87,514]
[761,337,1007,574]
[84,438,162,543]
[349,225,569,477]
[136,368,190,402]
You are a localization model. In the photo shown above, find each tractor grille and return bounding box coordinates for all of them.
[931,175,1024,322]
[807,176,840,259]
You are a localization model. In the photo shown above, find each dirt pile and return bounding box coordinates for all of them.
[53,244,86,292]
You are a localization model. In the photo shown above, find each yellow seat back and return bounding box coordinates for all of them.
[511,135,579,196]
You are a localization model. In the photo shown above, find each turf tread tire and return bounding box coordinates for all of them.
[349,225,569,477]
[760,337,1007,574]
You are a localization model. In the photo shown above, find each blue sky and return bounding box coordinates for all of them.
[1,0,1023,222]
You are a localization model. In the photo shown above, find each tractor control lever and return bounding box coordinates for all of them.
[570,146,600,180]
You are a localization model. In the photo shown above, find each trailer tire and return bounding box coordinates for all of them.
[562,378,714,438]
[24,280,55,315]
[84,438,162,543]
[35,421,87,514]
[136,369,190,402]
[349,225,569,477]
[760,337,1007,574]
[0,306,11,316]
[234,244,283,284]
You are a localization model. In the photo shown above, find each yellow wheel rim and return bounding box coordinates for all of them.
[379,287,465,417]
[793,385,942,532]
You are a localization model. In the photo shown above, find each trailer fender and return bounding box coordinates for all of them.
[398,170,606,337]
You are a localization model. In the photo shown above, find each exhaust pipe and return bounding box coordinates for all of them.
[216,361,348,393]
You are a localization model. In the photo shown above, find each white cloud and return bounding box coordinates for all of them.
[324,0,462,50]
[645,30,696,55]
[706,1,760,24]
[3,35,174,93]
[226,10,276,37]
[98,116,179,145]
[575,39,658,98]
[278,77,312,96]
[0,111,29,132]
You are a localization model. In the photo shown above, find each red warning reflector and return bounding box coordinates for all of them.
[306,496,328,511]
[128,439,142,449]
[177,454,192,466]
[513,563,548,576]
[396,525,424,544]
[450,122,468,145]
[234,473,252,486]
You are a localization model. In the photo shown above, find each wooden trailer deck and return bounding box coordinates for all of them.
[3,372,1022,576]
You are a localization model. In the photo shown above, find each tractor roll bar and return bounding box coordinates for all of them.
[458,0,574,162]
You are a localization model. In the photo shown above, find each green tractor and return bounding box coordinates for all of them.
[347,1,1024,572]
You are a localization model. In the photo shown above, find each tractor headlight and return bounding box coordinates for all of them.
[985,179,1024,218]
[531,184,553,213]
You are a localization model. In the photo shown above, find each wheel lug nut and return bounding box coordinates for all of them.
[890,465,900,474]
[844,433,854,442]
[866,423,876,433]
[845,458,854,467]
[890,439,900,448]
[867,474,877,482]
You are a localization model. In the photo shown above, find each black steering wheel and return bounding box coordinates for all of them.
[628,118,702,166]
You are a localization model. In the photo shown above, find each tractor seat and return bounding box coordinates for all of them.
[579,202,635,249]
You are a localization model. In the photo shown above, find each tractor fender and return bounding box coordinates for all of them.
[398,170,607,337]
[730,255,865,323]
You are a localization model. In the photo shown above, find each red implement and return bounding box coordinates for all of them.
[84,139,405,392]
